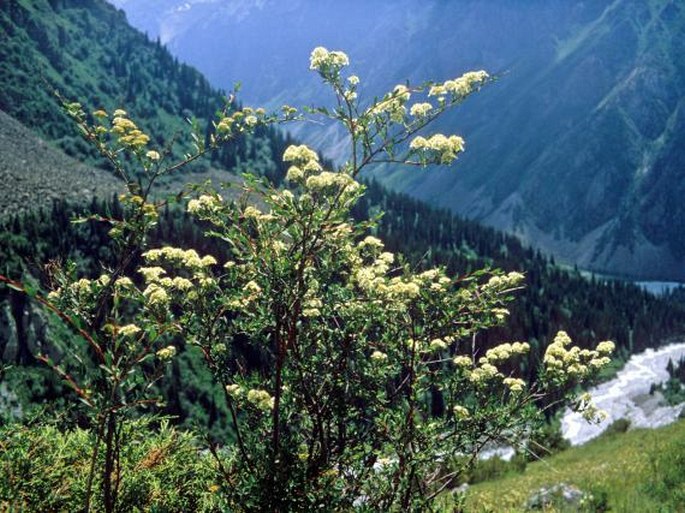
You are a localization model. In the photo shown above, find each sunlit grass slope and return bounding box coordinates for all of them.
[464,419,685,512]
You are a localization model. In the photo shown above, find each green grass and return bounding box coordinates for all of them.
[462,419,685,512]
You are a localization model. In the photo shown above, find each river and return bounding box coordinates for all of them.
[561,341,685,446]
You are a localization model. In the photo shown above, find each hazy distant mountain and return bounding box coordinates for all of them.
[110,1,685,280]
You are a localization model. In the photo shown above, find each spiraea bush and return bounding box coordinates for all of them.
[0,48,614,512]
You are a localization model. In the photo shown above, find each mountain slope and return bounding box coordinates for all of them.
[0,0,288,182]
[464,419,685,512]
[0,109,122,218]
[110,0,685,280]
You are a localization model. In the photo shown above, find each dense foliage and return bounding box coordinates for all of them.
[0,45,619,512]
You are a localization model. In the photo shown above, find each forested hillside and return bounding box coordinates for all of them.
[0,0,291,181]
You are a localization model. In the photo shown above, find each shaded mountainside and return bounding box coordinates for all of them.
[111,0,685,280]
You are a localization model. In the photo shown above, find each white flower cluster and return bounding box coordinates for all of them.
[429,338,448,351]
[216,106,267,135]
[370,350,388,362]
[187,194,222,215]
[118,324,141,338]
[409,134,465,164]
[503,377,526,393]
[247,388,275,411]
[415,269,451,292]
[70,278,93,296]
[225,383,243,400]
[469,362,501,384]
[283,144,361,196]
[428,70,489,99]
[368,85,411,123]
[482,342,530,364]
[143,283,169,306]
[302,297,323,317]
[453,355,473,368]
[409,102,433,118]
[283,144,322,182]
[110,109,150,149]
[309,46,350,73]
[143,247,217,271]
[156,345,177,361]
[544,331,614,381]
[453,405,470,420]
[481,271,525,291]
[306,171,359,193]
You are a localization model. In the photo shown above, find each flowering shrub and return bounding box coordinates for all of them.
[0,47,613,512]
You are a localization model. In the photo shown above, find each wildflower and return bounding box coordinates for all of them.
[146,150,161,161]
[371,350,388,361]
[139,266,166,282]
[247,389,275,410]
[386,279,421,299]
[309,46,349,72]
[393,84,410,102]
[114,277,133,289]
[156,345,176,361]
[305,171,350,191]
[428,71,489,99]
[358,236,384,250]
[309,46,330,70]
[469,363,501,384]
[347,75,360,85]
[410,102,432,117]
[453,355,473,368]
[172,277,193,291]
[71,278,92,295]
[453,405,470,420]
[118,324,141,337]
[503,377,526,393]
[225,384,243,399]
[429,338,447,351]
[596,341,615,355]
[344,90,357,101]
[201,255,217,267]
[144,284,169,306]
[286,165,304,182]
[244,280,261,295]
[187,194,222,215]
[283,144,319,164]
[378,252,394,265]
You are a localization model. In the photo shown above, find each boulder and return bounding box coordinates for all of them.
[525,482,585,510]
